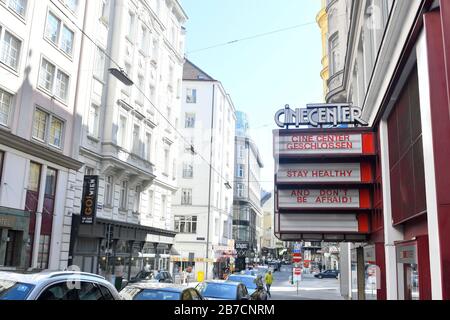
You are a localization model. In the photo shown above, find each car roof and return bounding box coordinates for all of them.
[202,280,241,287]
[0,270,107,285]
[125,283,188,292]
[228,274,256,279]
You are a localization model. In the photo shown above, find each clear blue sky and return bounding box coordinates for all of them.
[181,0,324,191]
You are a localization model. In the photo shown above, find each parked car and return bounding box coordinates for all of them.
[226,275,268,300]
[0,271,121,300]
[128,270,173,284]
[314,270,340,279]
[196,281,251,300]
[120,282,204,300]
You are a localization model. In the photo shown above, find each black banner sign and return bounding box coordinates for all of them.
[80,175,99,225]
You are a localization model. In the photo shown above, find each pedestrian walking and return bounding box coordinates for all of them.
[265,271,273,297]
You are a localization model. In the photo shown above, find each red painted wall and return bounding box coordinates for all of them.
[423,10,450,300]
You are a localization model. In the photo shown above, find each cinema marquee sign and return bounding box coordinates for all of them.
[276,163,373,184]
[274,104,368,128]
[277,188,371,209]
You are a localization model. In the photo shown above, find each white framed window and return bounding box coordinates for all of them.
[2,0,28,17]
[151,38,158,62]
[32,107,64,149]
[61,0,78,13]
[126,11,135,41]
[147,190,154,216]
[100,0,110,25]
[136,75,145,105]
[93,46,106,81]
[45,11,74,56]
[145,132,152,161]
[0,28,22,70]
[118,115,127,147]
[163,147,170,175]
[139,25,148,53]
[88,103,100,137]
[104,175,113,206]
[181,188,192,205]
[182,162,193,179]
[186,88,196,103]
[174,216,197,234]
[329,32,340,75]
[0,88,13,127]
[236,183,245,198]
[132,124,140,155]
[236,164,245,178]
[133,185,141,213]
[185,113,195,128]
[161,195,167,217]
[38,58,70,102]
[119,180,128,210]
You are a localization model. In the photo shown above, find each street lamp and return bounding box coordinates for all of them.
[109,68,134,86]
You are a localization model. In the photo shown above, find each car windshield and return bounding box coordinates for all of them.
[120,287,180,300]
[197,283,236,299]
[227,276,256,289]
[0,280,35,300]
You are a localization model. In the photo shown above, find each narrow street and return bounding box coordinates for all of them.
[269,266,344,300]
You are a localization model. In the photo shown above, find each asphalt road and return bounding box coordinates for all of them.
[269,265,344,300]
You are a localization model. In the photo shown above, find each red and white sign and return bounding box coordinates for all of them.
[293,256,302,263]
[276,162,373,184]
[274,132,375,156]
[278,213,370,233]
[277,189,371,209]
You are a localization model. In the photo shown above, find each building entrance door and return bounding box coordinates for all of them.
[404,263,419,300]
[4,230,20,267]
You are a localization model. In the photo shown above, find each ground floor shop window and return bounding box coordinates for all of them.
[37,235,50,269]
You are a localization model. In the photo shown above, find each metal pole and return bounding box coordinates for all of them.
[205,84,216,280]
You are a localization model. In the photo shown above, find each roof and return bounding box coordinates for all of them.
[183,59,215,81]
[126,283,187,292]
[0,270,106,284]
[203,280,241,286]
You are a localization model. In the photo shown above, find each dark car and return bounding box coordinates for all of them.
[129,270,173,284]
[120,283,204,300]
[226,275,268,300]
[314,270,340,279]
[196,281,250,300]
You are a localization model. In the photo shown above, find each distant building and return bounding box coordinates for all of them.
[172,60,236,280]
[261,192,285,262]
[233,111,264,271]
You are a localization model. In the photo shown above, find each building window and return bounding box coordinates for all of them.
[100,0,110,25]
[28,162,41,192]
[145,132,152,161]
[39,58,70,102]
[139,25,148,53]
[147,190,154,216]
[32,108,64,149]
[186,88,197,103]
[185,113,195,128]
[45,168,57,196]
[174,216,197,234]
[85,166,95,175]
[163,147,170,175]
[236,183,245,198]
[182,162,193,179]
[236,164,245,178]
[104,175,113,206]
[161,195,167,217]
[329,33,339,75]
[0,88,13,127]
[88,103,100,137]
[132,124,140,155]
[119,180,128,210]
[126,11,135,41]
[62,0,78,13]
[37,235,50,269]
[215,218,220,236]
[137,75,145,105]
[45,11,74,56]
[94,46,106,81]
[3,0,28,17]
[133,186,141,213]
[181,189,192,205]
[0,28,22,70]
[118,115,127,147]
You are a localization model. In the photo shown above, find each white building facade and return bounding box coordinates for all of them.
[0,0,85,271]
[68,0,187,285]
[172,60,236,280]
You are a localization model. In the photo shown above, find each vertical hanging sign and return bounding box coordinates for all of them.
[80,175,99,225]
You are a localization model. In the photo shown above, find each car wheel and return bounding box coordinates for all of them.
[319,275,323,279]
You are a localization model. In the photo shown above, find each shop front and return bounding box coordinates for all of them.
[0,207,30,270]
[69,215,176,289]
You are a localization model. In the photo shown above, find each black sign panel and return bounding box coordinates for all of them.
[80,175,99,225]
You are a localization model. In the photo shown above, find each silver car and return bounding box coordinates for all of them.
[0,271,121,300]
